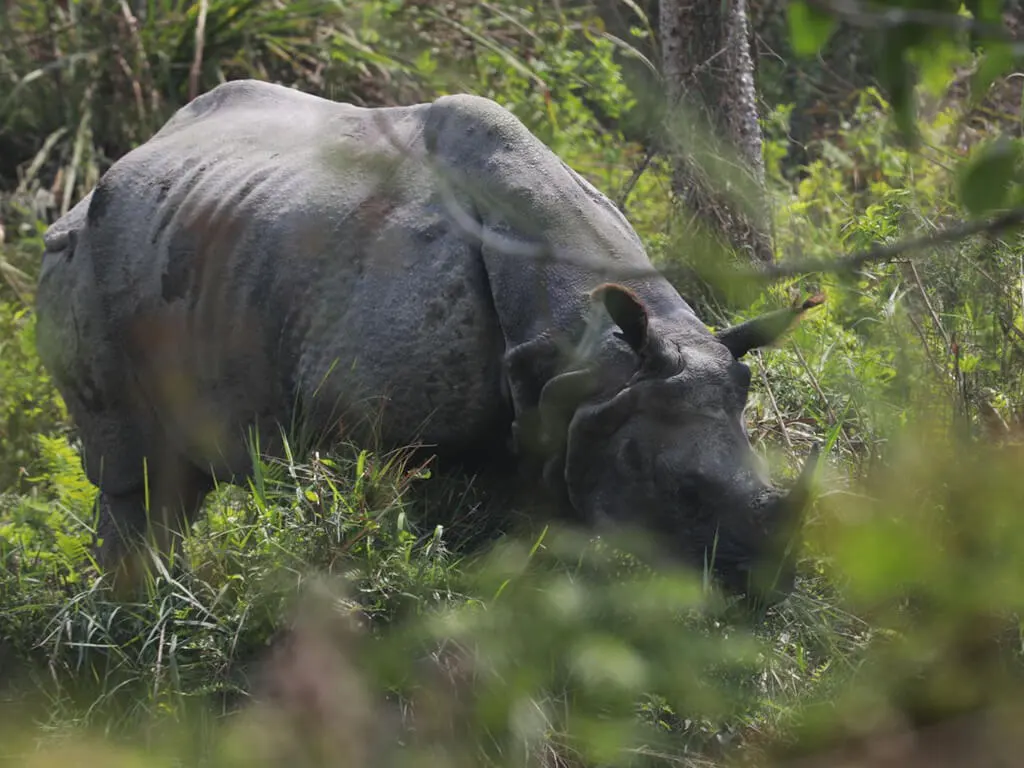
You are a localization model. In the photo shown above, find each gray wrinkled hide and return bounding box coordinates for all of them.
[35,80,786,590]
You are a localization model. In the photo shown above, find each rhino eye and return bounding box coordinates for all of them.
[619,438,644,474]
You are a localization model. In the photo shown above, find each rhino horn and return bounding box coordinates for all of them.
[716,293,825,359]
[784,444,821,525]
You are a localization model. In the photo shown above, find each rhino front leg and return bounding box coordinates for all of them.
[94,457,214,592]
[95,489,155,590]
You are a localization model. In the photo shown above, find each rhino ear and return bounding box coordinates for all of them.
[592,283,649,355]
[717,293,825,359]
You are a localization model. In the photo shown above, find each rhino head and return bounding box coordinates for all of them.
[534,284,823,606]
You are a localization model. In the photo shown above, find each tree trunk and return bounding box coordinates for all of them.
[660,0,773,263]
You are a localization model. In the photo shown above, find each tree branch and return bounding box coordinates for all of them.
[361,102,1024,286]
[757,207,1024,279]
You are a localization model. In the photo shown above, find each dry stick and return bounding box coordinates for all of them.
[898,294,963,440]
[115,52,147,127]
[908,260,953,353]
[904,300,948,384]
[755,350,794,451]
[189,0,209,102]
[1005,319,1024,347]
[441,203,1024,287]
[905,259,969,416]
[615,145,658,213]
[953,331,969,428]
[113,2,145,125]
[790,343,856,456]
[154,621,166,704]
[118,0,159,119]
[0,256,33,305]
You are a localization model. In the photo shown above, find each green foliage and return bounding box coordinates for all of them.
[0,167,71,491]
[786,1,838,57]
[0,303,67,492]
[958,138,1024,215]
[781,0,1024,159]
[758,86,1024,445]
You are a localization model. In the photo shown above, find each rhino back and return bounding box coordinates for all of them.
[42,80,509,478]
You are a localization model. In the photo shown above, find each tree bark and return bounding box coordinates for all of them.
[660,0,774,263]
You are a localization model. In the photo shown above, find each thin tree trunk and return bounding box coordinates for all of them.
[660,0,773,263]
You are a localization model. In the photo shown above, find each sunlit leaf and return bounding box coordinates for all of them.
[958,139,1024,215]
[787,1,838,57]
[970,42,1018,106]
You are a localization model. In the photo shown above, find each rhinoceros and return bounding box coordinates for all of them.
[35,79,819,601]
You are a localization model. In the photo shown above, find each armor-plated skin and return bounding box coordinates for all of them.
[35,80,817,599]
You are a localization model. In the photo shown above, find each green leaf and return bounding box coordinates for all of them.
[971,42,1017,107]
[958,140,1024,216]
[911,39,971,97]
[787,1,838,57]
[964,0,1005,26]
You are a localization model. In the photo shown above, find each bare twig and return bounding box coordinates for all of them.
[0,254,35,304]
[755,350,793,451]
[1020,251,1023,327]
[905,257,973,418]
[952,331,969,426]
[615,145,658,213]
[61,85,93,217]
[791,343,856,455]
[115,52,147,128]
[903,296,949,384]
[1001,314,1024,346]
[119,0,159,118]
[907,260,953,352]
[188,0,209,102]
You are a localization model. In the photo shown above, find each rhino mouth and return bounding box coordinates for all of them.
[717,561,795,609]
[580,447,819,605]
[692,448,821,603]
